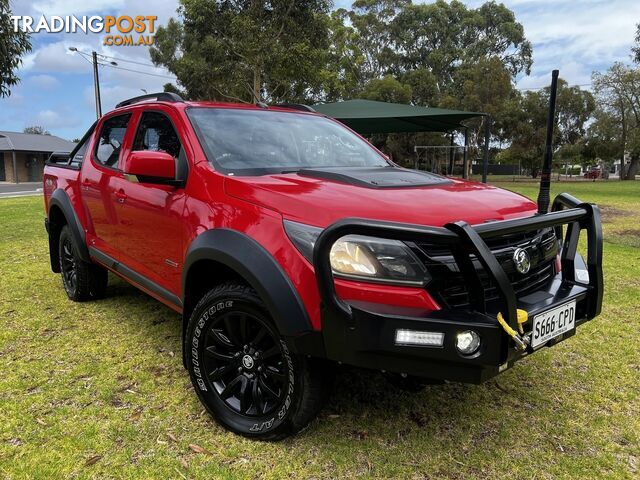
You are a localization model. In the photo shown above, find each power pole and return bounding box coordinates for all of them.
[92,51,102,119]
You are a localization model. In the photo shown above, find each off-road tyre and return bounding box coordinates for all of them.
[185,283,329,440]
[58,225,107,301]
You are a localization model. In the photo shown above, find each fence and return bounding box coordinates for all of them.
[413,145,470,177]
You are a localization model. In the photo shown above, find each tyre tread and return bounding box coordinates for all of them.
[187,282,329,440]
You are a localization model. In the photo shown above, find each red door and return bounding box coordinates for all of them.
[81,113,133,260]
[114,109,188,294]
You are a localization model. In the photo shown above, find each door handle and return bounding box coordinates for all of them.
[115,189,127,204]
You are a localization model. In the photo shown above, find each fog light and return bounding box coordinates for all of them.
[456,330,481,355]
[395,329,444,347]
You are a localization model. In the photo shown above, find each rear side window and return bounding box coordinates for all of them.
[94,114,131,168]
[69,137,89,168]
[132,111,181,159]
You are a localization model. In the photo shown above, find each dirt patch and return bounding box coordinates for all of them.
[608,229,640,248]
[599,205,635,223]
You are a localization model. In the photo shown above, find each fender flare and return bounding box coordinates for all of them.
[182,229,313,337]
[48,189,90,263]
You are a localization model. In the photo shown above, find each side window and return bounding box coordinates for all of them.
[94,114,131,168]
[133,112,181,159]
[69,137,89,168]
[66,122,96,168]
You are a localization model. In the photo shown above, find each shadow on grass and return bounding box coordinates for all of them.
[94,273,514,442]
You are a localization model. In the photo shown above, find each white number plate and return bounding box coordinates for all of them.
[531,300,576,348]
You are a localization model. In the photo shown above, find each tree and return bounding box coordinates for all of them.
[586,109,623,166]
[361,74,412,103]
[345,0,408,82]
[23,126,51,135]
[439,56,517,173]
[322,0,530,102]
[392,0,531,92]
[150,0,331,103]
[400,68,439,106]
[592,63,640,180]
[318,8,365,102]
[501,79,594,177]
[466,1,532,77]
[0,0,31,97]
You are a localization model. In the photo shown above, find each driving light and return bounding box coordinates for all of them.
[456,330,481,355]
[395,329,444,347]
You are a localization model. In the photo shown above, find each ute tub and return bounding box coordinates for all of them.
[312,193,603,383]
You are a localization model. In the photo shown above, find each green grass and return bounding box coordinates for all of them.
[1,182,639,479]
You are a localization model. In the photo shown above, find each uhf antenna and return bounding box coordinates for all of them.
[537,69,559,215]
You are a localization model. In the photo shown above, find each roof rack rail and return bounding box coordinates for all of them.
[116,92,184,108]
[273,103,316,113]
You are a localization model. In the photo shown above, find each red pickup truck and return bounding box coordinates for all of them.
[43,93,603,440]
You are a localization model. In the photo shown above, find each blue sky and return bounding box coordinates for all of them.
[2,0,639,140]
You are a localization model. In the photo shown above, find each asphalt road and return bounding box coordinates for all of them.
[0,182,43,198]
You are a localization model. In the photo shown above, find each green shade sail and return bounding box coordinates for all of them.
[313,99,484,134]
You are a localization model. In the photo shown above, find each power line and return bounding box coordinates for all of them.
[76,53,94,66]
[100,62,177,80]
[98,53,158,68]
[71,48,177,82]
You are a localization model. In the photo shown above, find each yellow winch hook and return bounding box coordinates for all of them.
[496,309,529,351]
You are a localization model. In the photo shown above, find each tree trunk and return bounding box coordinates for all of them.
[253,67,261,103]
[624,154,639,180]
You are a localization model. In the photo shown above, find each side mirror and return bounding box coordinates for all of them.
[124,150,175,181]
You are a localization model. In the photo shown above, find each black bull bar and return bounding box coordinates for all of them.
[312,193,603,336]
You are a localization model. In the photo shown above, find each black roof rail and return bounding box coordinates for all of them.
[116,92,184,108]
[273,103,316,113]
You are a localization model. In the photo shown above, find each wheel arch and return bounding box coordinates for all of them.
[181,229,314,350]
[47,189,90,271]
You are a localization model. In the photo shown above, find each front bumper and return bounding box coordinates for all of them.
[312,193,603,383]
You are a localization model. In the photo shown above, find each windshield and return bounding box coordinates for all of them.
[187,107,390,175]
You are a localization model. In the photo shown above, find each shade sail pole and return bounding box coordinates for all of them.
[482,117,491,183]
[462,128,469,179]
[448,132,455,175]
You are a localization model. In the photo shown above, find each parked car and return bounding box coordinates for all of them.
[43,93,603,440]
[584,167,602,179]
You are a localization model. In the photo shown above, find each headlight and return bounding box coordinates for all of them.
[283,220,430,286]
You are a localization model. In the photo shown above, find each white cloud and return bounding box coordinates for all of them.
[502,1,640,88]
[3,91,25,107]
[28,0,126,16]
[22,41,93,73]
[28,74,61,89]
[35,109,61,123]
[31,109,81,128]
[17,0,180,80]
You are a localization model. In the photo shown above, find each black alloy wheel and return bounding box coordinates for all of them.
[57,225,108,301]
[186,283,331,440]
[202,311,288,417]
[60,235,78,293]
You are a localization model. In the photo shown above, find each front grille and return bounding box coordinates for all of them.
[412,228,558,310]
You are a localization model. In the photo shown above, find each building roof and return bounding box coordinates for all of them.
[0,131,77,153]
[313,99,484,134]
